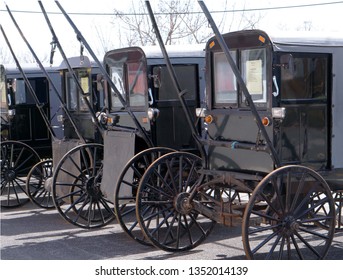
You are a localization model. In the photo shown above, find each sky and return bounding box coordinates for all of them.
[1,0,342,64]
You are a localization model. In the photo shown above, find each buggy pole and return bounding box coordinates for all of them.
[38,1,105,138]
[54,0,153,147]
[145,0,206,160]
[0,24,56,140]
[197,0,281,168]
[5,5,86,143]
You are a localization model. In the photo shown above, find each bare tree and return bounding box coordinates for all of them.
[113,0,213,46]
[240,12,264,30]
[0,46,12,64]
[297,21,313,31]
[112,0,263,47]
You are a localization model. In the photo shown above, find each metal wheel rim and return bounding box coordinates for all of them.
[1,140,40,208]
[114,147,175,246]
[26,159,54,209]
[136,151,216,252]
[242,165,335,260]
[52,143,115,228]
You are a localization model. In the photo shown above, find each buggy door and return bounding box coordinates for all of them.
[150,64,199,151]
[277,53,331,170]
[8,77,51,155]
[63,68,96,141]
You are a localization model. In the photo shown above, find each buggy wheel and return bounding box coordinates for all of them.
[312,190,343,232]
[242,165,335,260]
[115,147,175,245]
[332,191,343,231]
[26,159,54,209]
[1,140,40,207]
[52,143,115,228]
[136,152,216,252]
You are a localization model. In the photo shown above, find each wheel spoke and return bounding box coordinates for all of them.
[251,209,280,222]
[136,152,213,251]
[142,204,174,224]
[298,226,330,240]
[265,234,283,259]
[243,165,335,259]
[295,196,330,220]
[62,190,87,214]
[142,180,174,199]
[251,230,280,255]
[182,214,193,245]
[248,223,281,234]
[272,176,285,214]
[290,233,304,260]
[293,231,321,258]
[160,211,178,245]
[98,196,115,216]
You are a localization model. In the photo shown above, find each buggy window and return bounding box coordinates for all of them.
[213,51,237,105]
[14,78,48,105]
[106,49,147,111]
[157,65,197,101]
[0,66,6,109]
[110,62,146,109]
[110,64,126,108]
[281,55,328,100]
[78,69,91,111]
[66,69,91,112]
[212,48,267,107]
[128,62,146,107]
[66,75,77,111]
[241,48,267,103]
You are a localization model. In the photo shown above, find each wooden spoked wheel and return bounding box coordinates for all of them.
[136,151,216,252]
[26,159,55,209]
[1,141,40,208]
[310,190,343,232]
[52,143,115,228]
[114,147,175,245]
[242,165,335,260]
[332,191,343,231]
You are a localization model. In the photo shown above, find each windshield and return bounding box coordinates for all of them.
[127,61,146,107]
[212,48,267,108]
[109,63,126,108]
[213,51,237,105]
[105,49,147,110]
[241,48,267,104]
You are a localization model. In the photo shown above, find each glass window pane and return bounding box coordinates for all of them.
[15,79,26,104]
[128,62,146,107]
[79,96,90,111]
[1,67,7,109]
[67,76,77,111]
[110,65,126,108]
[213,51,237,104]
[78,69,90,95]
[158,65,197,101]
[241,48,267,103]
[78,70,91,111]
[281,56,327,100]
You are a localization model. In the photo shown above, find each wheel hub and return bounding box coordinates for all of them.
[5,169,16,181]
[282,216,299,234]
[174,192,192,215]
[85,176,102,200]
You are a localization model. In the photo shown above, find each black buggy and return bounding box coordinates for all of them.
[51,45,206,230]
[0,63,63,208]
[126,1,343,260]
[2,1,207,230]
